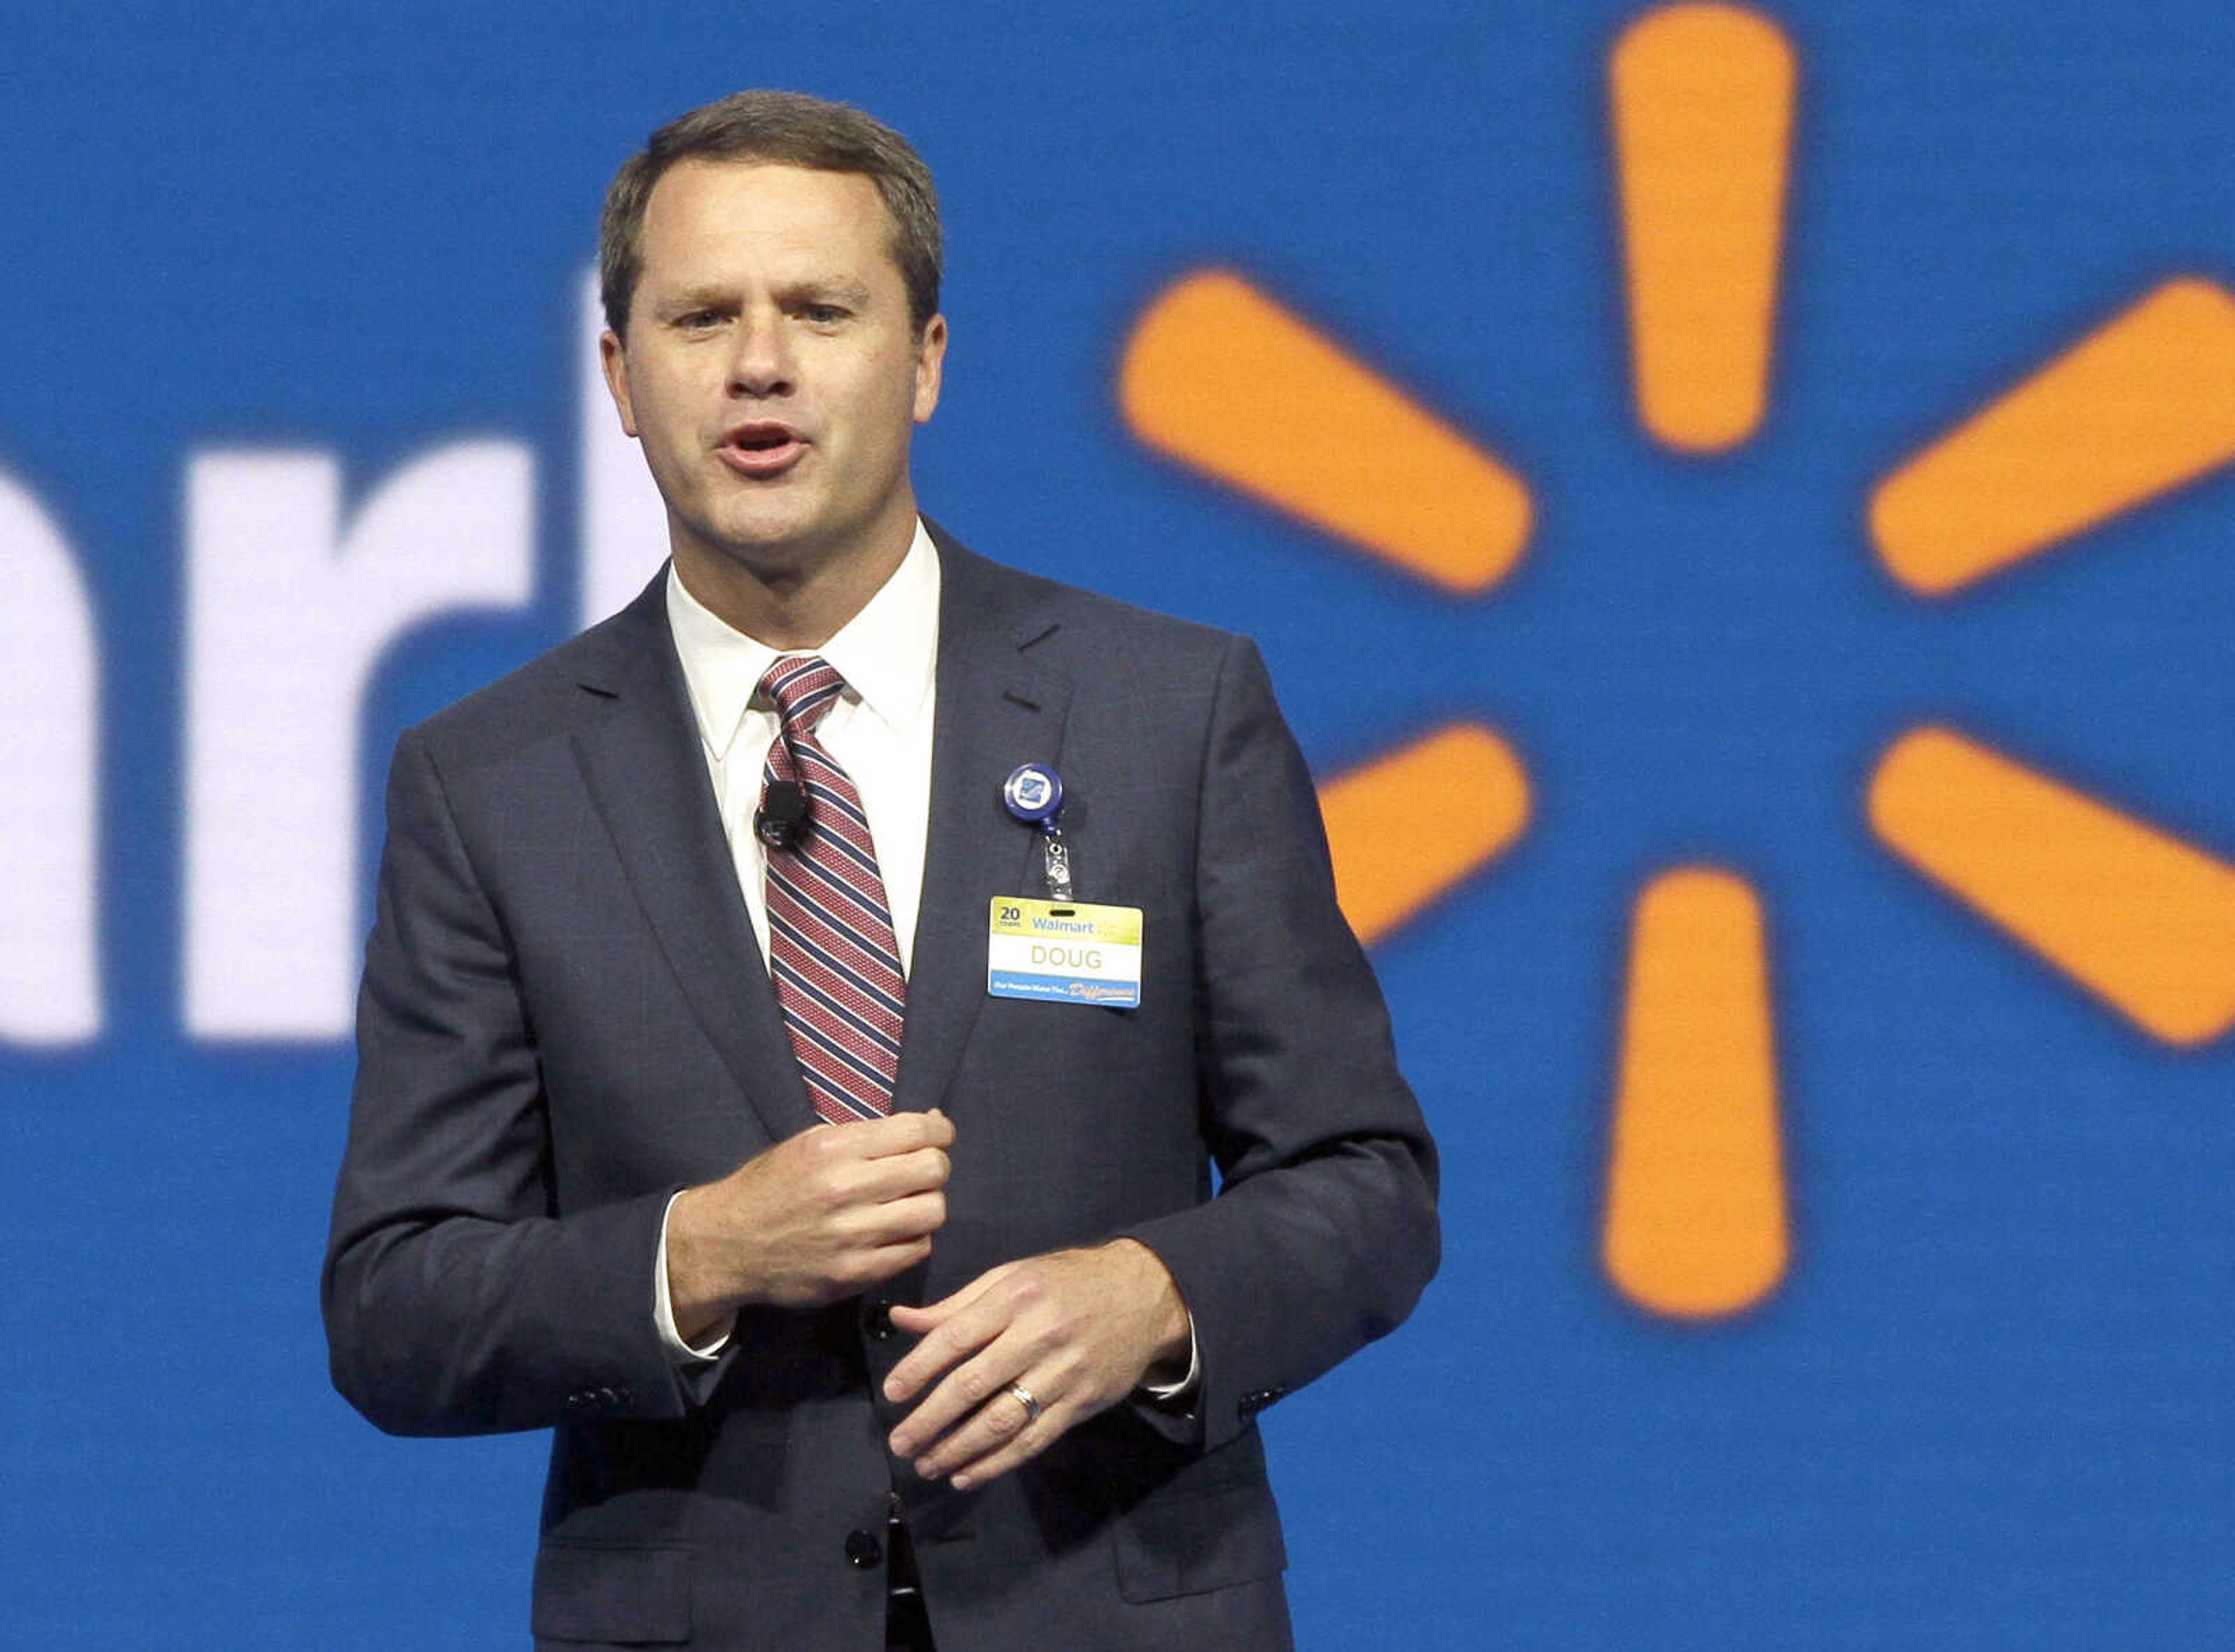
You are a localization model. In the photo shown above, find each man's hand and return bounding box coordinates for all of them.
[666,1110,954,1344]
[882,1239,1191,1491]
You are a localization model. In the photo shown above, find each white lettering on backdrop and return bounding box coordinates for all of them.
[1,267,656,1047]
[577,268,669,628]
[0,471,101,1046]
[183,442,535,1039]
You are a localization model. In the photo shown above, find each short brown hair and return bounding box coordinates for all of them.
[598,90,942,339]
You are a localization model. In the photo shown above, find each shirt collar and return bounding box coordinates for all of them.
[666,520,941,762]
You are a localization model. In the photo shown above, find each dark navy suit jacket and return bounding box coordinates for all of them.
[323,528,1439,1650]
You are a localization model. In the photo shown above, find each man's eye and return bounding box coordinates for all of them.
[800,304,849,325]
[678,311,725,331]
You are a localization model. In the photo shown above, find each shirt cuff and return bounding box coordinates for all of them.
[1135,1311,1201,1401]
[654,1191,732,1363]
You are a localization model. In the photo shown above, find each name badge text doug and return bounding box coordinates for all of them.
[987,898,1144,1009]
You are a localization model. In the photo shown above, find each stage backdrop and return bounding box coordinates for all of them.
[4,2,2232,1645]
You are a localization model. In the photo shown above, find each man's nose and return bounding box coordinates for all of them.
[727,311,794,396]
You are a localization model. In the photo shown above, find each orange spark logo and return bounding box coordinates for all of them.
[1115,2,2235,1322]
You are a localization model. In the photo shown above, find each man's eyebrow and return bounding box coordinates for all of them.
[649,278,880,315]
[649,286,737,317]
[782,276,875,307]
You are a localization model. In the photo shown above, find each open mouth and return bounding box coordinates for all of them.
[721,422,806,476]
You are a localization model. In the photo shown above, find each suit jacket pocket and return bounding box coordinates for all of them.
[532,1540,691,1645]
[1112,1476,1288,1603]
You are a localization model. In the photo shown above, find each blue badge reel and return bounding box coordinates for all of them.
[1002,763,1072,901]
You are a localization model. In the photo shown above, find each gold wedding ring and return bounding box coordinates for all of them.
[1006,1382,1041,1423]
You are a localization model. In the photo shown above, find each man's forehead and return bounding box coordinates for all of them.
[642,159,896,248]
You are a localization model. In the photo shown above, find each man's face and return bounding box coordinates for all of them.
[601,160,945,587]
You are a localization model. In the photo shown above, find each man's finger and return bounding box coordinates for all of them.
[831,1145,950,1207]
[881,1300,998,1405]
[886,1259,1013,1338]
[947,1403,1065,1492]
[888,1336,1037,1463]
[851,1236,936,1287]
[882,1265,1016,1399]
[852,1189,945,1248]
[891,1256,1014,1327]
[853,1108,954,1156]
[915,1375,1057,1485]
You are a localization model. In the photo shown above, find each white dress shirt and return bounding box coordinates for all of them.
[668,523,942,975]
[653,524,939,1360]
[648,521,1195,1399]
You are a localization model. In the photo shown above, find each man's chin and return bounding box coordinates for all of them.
[679,537,817,587]
[685,505,911,582]
[676,521,867,589]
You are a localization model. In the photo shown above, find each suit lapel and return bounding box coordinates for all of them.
[569,575,818,1143]
[895,534,1070,1118]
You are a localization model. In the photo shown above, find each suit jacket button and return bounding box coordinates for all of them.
[863,1299,896,1341]
[845,1529,884,1569]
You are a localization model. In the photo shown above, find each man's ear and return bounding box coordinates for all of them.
[599,329,639,438]
[912,314,948,425]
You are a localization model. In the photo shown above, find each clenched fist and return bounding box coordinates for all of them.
[666,1109,954,1345]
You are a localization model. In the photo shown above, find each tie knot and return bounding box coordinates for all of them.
[758,655,847,737]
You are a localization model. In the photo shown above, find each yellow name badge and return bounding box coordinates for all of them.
[987,898,1144,1009]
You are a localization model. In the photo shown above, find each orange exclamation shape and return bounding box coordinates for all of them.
[1611,3,1797,452]
[1318,724,1532,944]
[1603,867,1790,1318]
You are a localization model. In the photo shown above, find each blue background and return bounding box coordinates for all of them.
[3,2,2232,1645]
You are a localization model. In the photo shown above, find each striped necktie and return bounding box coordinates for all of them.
[757,655,906,1124]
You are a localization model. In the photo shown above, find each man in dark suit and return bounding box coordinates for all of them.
[324,90,1438,1651]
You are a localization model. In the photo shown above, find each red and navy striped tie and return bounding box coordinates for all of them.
[757,656,906,1125]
